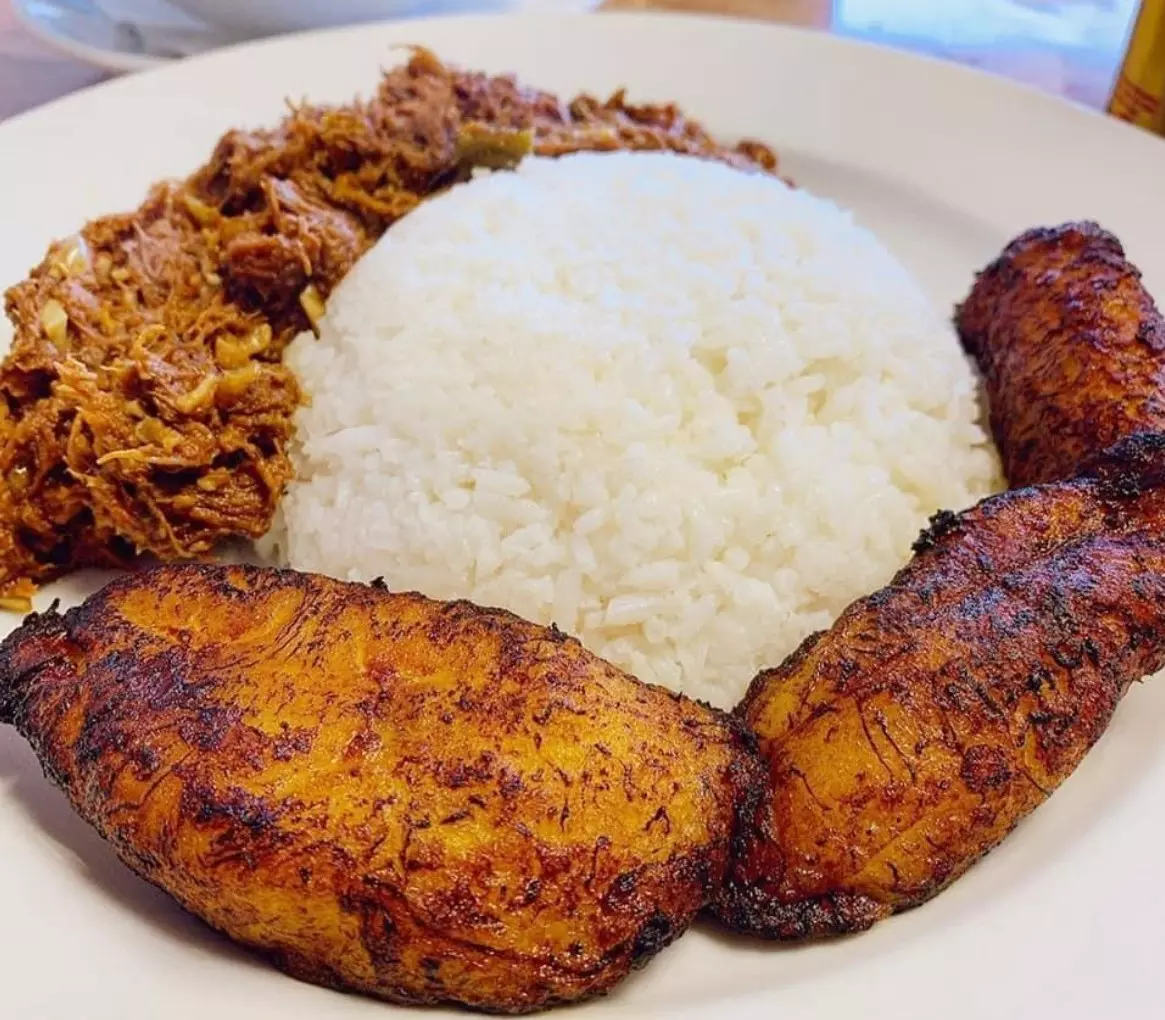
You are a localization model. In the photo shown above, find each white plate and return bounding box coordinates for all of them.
[3,12,1165,1020]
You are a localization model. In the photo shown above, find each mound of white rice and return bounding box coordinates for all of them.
[266,152,1001,707]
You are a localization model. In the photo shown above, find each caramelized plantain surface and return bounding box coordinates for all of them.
[712,434,1165,940]
[957,222,1165,487]
[0,564,763,1013]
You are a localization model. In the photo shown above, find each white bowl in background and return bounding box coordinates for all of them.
[167,0,504,35]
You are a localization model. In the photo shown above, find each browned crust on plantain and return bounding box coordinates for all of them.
[711,433,1165,939]
[0,565,766,1012]
[956,221,1165,487]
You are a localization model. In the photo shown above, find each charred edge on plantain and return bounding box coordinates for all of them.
[629,912,675,966]
[0,602,71,725]
[912,509,961,554]
[1084,431,1165,498]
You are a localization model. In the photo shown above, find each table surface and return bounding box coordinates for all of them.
[0,0,1146,121]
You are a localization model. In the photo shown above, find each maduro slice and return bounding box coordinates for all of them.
[0,564,764,1014]
[713,434,1165,939]
[957,222,1165,487]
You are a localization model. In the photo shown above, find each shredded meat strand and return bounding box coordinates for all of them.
[0,49,779,597]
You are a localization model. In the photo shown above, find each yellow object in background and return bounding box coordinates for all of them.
[1110,0,1165,132]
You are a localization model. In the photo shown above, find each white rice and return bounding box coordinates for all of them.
[265,152,1001,708]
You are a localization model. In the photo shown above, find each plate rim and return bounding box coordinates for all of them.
[0,10,1146,132]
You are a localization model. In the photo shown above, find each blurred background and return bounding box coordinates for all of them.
[0,0,1147,120]
[607,0,1140,105]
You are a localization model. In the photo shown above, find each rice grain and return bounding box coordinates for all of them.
[265,152,1002,707]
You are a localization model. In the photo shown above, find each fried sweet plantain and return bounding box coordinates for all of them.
[957,221,1165,487]
[0,564,763,1013]
[712,433,1165,940]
